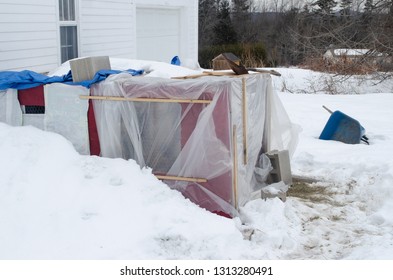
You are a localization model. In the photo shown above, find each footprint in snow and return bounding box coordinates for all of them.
[109,177,123,186]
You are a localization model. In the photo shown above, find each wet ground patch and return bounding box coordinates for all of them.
[287,181,350,208]
[287,181,333,203]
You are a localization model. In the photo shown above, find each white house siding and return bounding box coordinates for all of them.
[136,8,181,62]
[0,0,198,73]
[80,0,198,63]
[179,0,198,63]
[79,0,135,58]
[134,0,198,63]
[0,0,58,73]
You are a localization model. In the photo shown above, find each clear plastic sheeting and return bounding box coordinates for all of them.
[253,153,273,189]
[0,71,298,217]
[264,83,300,158]
[0,89,22,126]
[91,73,298,216]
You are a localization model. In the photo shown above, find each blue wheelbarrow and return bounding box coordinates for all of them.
[319,106,369,145]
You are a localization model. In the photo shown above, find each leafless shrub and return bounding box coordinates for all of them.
[301,56,380,75]
[241,44,266,67]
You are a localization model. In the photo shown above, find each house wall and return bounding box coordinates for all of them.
[79,0,135,58]
[0,0,59,73]
[0,0,198,73]
[133,0,198,63]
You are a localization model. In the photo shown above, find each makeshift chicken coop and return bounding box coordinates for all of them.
[85,72,296,217]
[0,67,297,217]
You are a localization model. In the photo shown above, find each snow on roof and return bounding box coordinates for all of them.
[48,57,202,79]
[333,49,370,56]
[332,49,385,57]
[213,53,241,62]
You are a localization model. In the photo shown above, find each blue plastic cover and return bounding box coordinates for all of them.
[0,69,144,90]
[170,56,181,66]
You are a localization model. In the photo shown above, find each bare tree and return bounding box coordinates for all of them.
[214,0,238,44]
[231,0,258,42]
[198,0,393,78]
[198,0,221,47]
[340,0,353,16]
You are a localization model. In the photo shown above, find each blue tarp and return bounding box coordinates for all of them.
[0,69,144,91]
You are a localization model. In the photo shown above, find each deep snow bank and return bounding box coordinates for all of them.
[0,123,254,259]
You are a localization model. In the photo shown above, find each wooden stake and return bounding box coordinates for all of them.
[265,84,272,153]
[155,174,207,183]
[79,95,212,104]
[246,68,282,76]
[242,78,248,165]
[232,125,239,210]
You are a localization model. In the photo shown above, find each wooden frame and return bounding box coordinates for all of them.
[79,95,212,104]
[232,125,239,210]
[155,175,207,183]
[80,78,251,211]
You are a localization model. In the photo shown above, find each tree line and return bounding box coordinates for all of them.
[198,0,393,72]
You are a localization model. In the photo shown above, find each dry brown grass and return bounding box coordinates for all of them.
[241,45,265,68]
[301,56,379,75]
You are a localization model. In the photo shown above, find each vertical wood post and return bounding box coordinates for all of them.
[242,78,248,165]
[233,125,239,210]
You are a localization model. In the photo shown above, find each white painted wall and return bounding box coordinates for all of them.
[0,0,59,73]
[0,0,198,73]
[134,0,198,63]
[79,0,135,58]
[136,8,181,62]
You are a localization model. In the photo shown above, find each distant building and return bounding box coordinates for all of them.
[323,48,389,65]
[212,53,241,70]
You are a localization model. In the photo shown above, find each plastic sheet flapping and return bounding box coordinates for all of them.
[264,80,300,158]
[90,73,298,216]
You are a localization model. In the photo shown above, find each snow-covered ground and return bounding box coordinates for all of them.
[1,63,393,259]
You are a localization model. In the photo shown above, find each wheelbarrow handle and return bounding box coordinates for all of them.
[322,105,334,114]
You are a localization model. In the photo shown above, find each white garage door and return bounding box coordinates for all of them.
[136,8,180,63]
